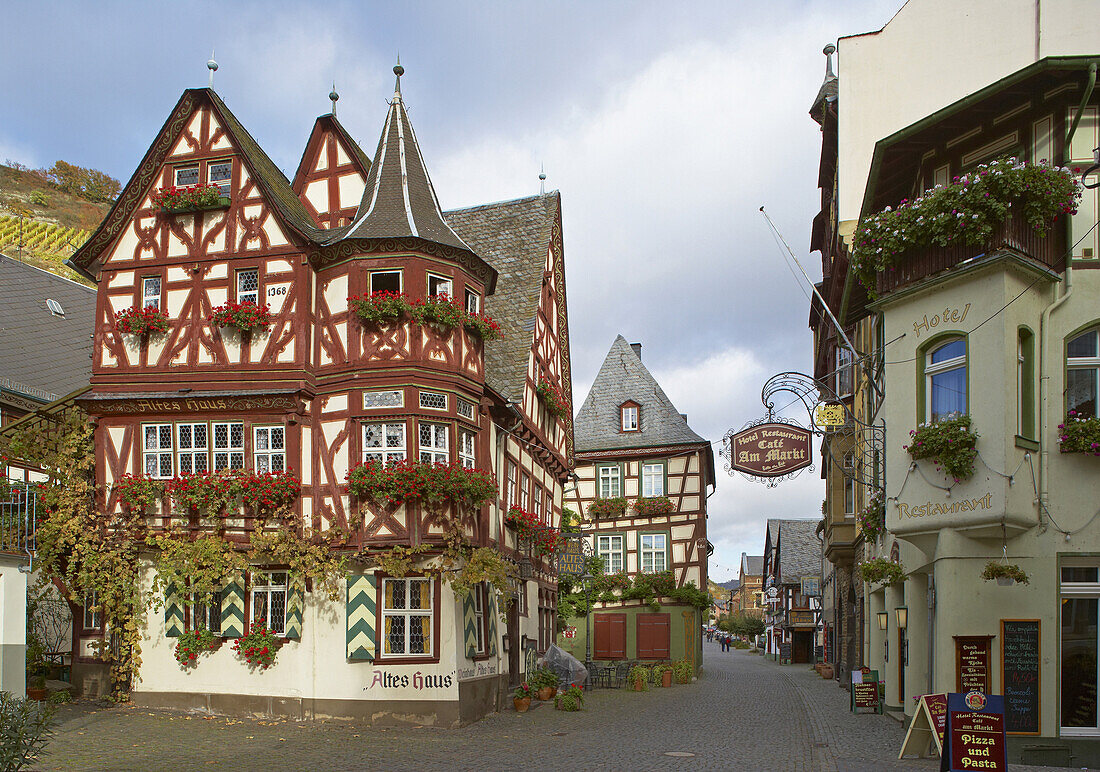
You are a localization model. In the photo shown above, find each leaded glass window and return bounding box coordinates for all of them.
[253,426,285,474]
[459,430,476,469]
[364,390,403,409]
[142,276,162,309]
[457,398,476,420]
[419,391,447,410]
[174,166,199,187]
[191,589,222,633]
[212,422,244,471]
[418,422,448,464]
[237,269,258,305]
[208,160,232,196]
[382,578,433,657]
[176,423,209,475]
[144,423,173,479]
[251,571,287,634]
[363,422,406,465]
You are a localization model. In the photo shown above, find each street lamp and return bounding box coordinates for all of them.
[895,607,908,629]
[581,571,594,670]
[877,612,888,630]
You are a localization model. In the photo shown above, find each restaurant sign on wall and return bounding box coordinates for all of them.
[726,423,812,478]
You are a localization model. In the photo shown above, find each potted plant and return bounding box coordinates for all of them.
[531,665,560,700]
[673,659,693,684]
[554,685,585,711]
[25,636,48,701]
[858,557,905,587]
[174,626,218,668]
[151,182,229,212]
[980,561,1029,586]
[115,305,170,337]
[653,662,673,688]
[210,301,273,334]
[513,681,535,713]
[904,415,978,482]
[231,623,282,670]
[535,380,569,419]
[629,664,650,691]
[1058,410,1100,455]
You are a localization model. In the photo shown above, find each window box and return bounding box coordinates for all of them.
[633,497,674,516]
[904,415,977,482]
[1059,412,1100,455]
[536,380,569,420]
[588,497,627,519]
[115,305,170,336]
[347,291,502,341]
[210,301,273,333]
[346,459,496,509]
[152,183,231,213]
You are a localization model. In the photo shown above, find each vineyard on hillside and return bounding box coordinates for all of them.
[0,215,89,258]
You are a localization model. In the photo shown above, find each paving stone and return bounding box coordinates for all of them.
[38,642,1098,771]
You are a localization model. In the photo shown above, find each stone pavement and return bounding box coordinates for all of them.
[37,642,1098,771]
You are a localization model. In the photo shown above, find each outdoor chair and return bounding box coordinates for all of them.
[613,661,632,688]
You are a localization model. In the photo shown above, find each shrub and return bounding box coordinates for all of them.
[628,664,650,690]
[904,415,977,482]
[29,192,49,207]
[0,692,57,772]
[554,685,584,711]
[46,691,71,705]
[673,659,693,684]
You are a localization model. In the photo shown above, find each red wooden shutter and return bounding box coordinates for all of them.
[594,613,626,659]
[636,613,671,659]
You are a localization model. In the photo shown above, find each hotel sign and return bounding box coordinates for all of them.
[729,423,812,478]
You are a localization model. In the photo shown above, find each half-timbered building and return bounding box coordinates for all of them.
[761,518,822,665]
[64,66,574,724]
[560,336,712,670]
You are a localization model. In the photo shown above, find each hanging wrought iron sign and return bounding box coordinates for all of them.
[727,422,812,478]
[557,537,587,577]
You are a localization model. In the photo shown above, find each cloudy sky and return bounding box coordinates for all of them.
[3,0,904,583]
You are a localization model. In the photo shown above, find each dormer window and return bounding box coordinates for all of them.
[174,166,199,187]
[621,402,639,432]
[208,161,232,196]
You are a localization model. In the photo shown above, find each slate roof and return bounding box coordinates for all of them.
[445,193,560,402]
[741,555,764,577]
[766,519,821,584]
[0,256,95,402]
[339,71,470,252]
[574,335,707,452]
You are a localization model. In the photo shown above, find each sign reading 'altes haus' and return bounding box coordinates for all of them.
[729,423,812,477]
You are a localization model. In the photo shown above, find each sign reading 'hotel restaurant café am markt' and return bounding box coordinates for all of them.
[729,423,812,478]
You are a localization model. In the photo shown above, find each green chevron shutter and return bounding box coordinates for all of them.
[164,582,183,638]
[462,590,478,658]
[220,572,245,638]
[487,588,498,657]
[285,577,304,640]
[346,574,377,661]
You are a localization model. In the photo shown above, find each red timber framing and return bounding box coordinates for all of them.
[291,115,371,230]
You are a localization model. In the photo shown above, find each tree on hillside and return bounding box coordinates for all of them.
[46,160,121,202]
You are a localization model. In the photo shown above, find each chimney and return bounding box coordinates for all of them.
[630,342,642,359]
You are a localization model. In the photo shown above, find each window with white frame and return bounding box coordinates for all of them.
[641,533,667,573]
[419,391,447,410]
[1068,327,1100,418]
[190,589,222,633]
[212,422,244,471]
[642,463,665,497]
[208,160,232,196]
[465,289,480,315]
[418,422,449,464]
[472,584,486,655]
[517,581,528,616]
[364,390,403,409]
[621,405,639,431]
[381,577,433,657]
[545,491,553,524]
[836,346,854,398]
[457,398,476,421]
[176,423,209,475]
[144,423,174,479]
[250,571,287,634]
[83,591,102,630]
[370,270,402,295]
[506,460,517,507]
[427,274,452,298]
[598,465,621,498]
[174,165,199,187]
[237,269,259,305]
[520,474,530,511]
[596,534,624,573]
[1060,560,1100,735]
[925,338,967,422]
[533,486,543,523]
[459,430,476,469]
[363,422,406,465]
[843,453,856,516]
[142,276,162,309]
[253,426,285,473]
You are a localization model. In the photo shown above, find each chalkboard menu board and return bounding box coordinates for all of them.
[780,641,792,661]
[954,636,992,694]
[1001,619,1041,735]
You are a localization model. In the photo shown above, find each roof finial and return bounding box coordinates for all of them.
[823,43,836,80]
[207,49,218,88]
[539,164,547,195]
[393,55,404,101]
[329,81,339,116]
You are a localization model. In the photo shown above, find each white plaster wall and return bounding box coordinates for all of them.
[837,0,1100,224]
[0,560,27,694]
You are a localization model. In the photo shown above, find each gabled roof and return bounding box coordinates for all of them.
[741,555,764,577]
[339,68,470,253]
[0,255,95,403]
[446,192,561,403]
[574,335,707,452]
[765,519,820,584]
[291,113,372,192]
[69,88,324,280]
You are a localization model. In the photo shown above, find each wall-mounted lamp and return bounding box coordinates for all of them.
[877,611,888,630]
[895,606,908,630]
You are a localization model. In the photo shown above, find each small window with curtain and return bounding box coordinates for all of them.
[836,346,854,398]
[924,337,967,422]
[427,274,453,298]
[596,534,624,573]
[597,464,621,498]
[621,405,639,431]
[1067,327,1100,418]
[253,426,285,473]
[642,463,665,497]
[465,289,480,315]
[640,533,667,573]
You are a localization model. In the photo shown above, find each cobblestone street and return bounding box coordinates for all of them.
[40,643,1095,771]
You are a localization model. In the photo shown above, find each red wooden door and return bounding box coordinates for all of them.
[636,613,670,659]
[594,613,626,659]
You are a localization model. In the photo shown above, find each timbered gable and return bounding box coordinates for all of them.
[292,115,372,230]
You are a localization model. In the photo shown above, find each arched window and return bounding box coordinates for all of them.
[924,337,967,423]
[1067,327,1100,418]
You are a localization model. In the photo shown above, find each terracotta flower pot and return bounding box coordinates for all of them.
[633,678,645,692]
[661,670,672,688]
[26,687,47,701]
[537,686,555,701]
[514,696,531,713]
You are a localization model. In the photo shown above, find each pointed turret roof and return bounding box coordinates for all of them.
[339,65,471,252]
[574,335,707,452]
